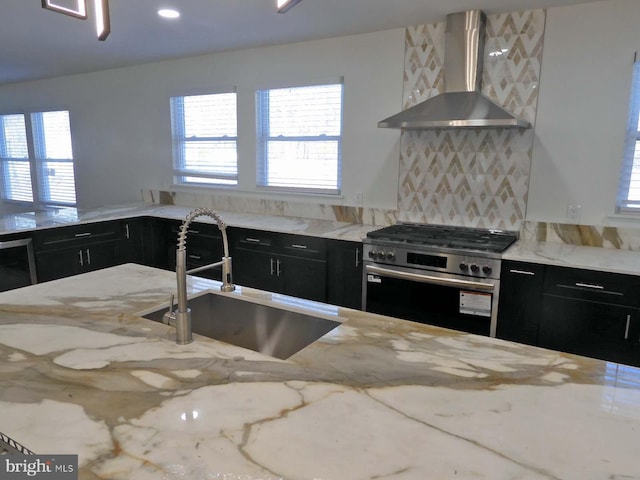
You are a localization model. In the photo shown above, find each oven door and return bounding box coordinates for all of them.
[0,238,38,292]
[363,263,499,337]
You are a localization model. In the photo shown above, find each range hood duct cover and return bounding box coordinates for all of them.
[378,10,530,130]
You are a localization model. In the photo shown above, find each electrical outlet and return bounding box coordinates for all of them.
[567,204,582,222]
[354,191,363,206]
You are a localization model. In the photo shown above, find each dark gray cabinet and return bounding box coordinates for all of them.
[33,221,121,281]
[539,266,640,367]
[496,260,545,346]
[232,229,327,302]
[326,239,363,309]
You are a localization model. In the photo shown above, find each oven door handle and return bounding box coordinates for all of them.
[365,265,495,291]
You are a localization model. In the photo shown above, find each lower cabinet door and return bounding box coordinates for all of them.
[280,256,326,303]
[540,295,640,367]
[233,248,280,293]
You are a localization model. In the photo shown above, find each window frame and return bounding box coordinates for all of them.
[170,90,238,187]
[0,109,77,208]
[255,80,344,195]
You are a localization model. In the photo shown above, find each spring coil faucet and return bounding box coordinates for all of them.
[169,207,235,344]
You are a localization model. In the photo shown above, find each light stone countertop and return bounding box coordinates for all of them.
[0,203,378,243]
[503,240,640,276]
[0,263,639,479]
[3,203,640,275]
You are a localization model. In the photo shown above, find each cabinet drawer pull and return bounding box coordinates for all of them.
[509,269,535,276]
[625,315,631,340]
[575,282,604,290]
[188,255,201,260]
[86,248,91,265]
[78,249,84,266]
[74,232,92,238]
[355,248,360,268]
[125,224,130,239]
[270,258,275,275]
[290,244,308,249]
[187,229,199,234]
[276,259,282,276]
[245,237,261,243]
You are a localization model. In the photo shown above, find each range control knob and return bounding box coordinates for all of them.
[459,262,469,271]
[376,251,386,260]
[470,264,480,273]
[482,265,492,275]
[386,251,395,261]
[368,250,376,259]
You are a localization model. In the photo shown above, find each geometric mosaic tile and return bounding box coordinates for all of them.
[397,10,546,230]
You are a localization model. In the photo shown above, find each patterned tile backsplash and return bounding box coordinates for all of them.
[397,9,545,230]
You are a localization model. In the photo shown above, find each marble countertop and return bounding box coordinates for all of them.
[504,240,640,276]
[3,203,640,276]
[0,203,377,243]
[0,263,639,479]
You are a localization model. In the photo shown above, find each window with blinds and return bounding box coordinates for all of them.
[256,83,343,194]
[0,110,76,206]
[617,55,640,212]
[170,92,238,186]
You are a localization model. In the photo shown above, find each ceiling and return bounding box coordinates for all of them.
[1,0,602,86]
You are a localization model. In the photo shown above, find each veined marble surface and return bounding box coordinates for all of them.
[504,240,640,276]
[0,203,378,243]
[0,264,639,479]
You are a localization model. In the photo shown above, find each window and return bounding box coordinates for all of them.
[256,82,343,194]
[170,92,238,186]
[0,110,77,207]
[617,55,640,211]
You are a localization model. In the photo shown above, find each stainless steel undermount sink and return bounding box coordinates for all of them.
[141,292,341,359]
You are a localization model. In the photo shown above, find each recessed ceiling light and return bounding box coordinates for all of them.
[158,8,180,19]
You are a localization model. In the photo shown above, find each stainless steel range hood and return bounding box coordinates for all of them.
[378,10,530,130]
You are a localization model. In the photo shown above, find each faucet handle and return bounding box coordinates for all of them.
[162,293,176,326]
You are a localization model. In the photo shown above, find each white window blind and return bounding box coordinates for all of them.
[617,55,640,211]
[0,114,33,202]
[256,83,343,194]
[0,110,76,206]
[170,92,238,186]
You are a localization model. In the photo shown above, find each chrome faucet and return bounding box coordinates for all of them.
[165,208,235,344]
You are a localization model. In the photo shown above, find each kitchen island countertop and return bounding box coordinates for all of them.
[0,263,639,479]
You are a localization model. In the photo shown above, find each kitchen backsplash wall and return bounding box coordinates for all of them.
[397,9,545,230]
[147,10,546,231]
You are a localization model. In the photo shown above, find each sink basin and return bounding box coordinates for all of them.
[141,292,341,359]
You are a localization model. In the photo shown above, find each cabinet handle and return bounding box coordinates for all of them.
[290,244,308,249]
[187,229,200,234]
[575,282,604,290]
[86,248,91,265]
[276,259,282,276]
[74,232,92,238]
[78,249,84,266]
[188,254,201,260]
[625,314,631,340]
[246,237,261,243]
[355,248,360,268]
[270,258,275,275]
[125,223,130,239]
[509,269,535,276]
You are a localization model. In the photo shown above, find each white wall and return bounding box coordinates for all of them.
[528,0,640,226]
[0,29,404,213]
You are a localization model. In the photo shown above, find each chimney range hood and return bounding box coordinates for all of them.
[378,10,530,130]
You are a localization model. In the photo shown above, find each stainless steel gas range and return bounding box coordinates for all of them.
[362,223,518,337]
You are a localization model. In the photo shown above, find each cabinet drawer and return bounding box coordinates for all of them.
[233,229,277,251]
[279,234,326,260]
[34,221,119,250]
[543,266,640,307]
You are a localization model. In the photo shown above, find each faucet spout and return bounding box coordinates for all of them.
[173,208,235,344]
